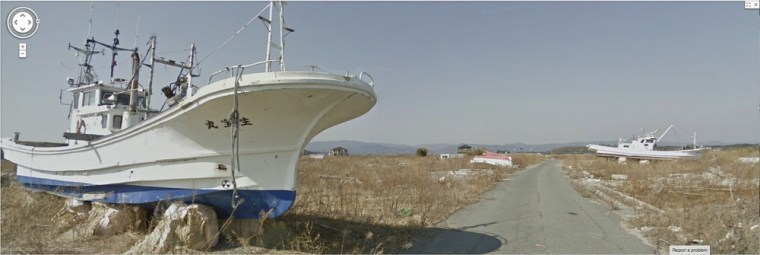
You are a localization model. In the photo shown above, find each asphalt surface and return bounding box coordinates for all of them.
[405,160,653,254]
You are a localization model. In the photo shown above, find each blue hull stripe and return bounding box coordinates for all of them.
[17,176,295,219]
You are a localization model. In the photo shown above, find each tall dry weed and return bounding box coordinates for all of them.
[263,153,542,253]
[563,147,760,254]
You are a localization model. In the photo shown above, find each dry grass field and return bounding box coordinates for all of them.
[1,153,544,254]
[561,147,760,254]
[2,160,145,254]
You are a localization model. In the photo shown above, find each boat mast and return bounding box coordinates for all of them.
[261,0,292,72]
[128,51,140,112]
[656,124,674,142]
[66,2,100,87]
[109,29,121,79]
[278,0,286,71]
[154,45,196,99]
[264,2,274,72]
[88,31,140,83]
[68,40,102,86]
[146,35,157,109]
[188,44,195,91]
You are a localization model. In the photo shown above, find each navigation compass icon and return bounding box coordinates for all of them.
[7,7,40,39]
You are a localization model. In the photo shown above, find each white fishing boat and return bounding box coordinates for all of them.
[587,125,707,160]
[0,1,377,218]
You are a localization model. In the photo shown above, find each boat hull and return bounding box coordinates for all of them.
[17,175,294,218]
[2,71,376,218]
[587,144,705,160]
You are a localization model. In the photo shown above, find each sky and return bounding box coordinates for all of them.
[1,1,759,146]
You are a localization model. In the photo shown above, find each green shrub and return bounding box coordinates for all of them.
[415,148,428,157]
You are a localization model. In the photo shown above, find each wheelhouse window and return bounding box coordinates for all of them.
[73,93,80,109]
[101,115,107,128]
[117,94,130,106]
[113,115,123,130]
[83,91,95,106]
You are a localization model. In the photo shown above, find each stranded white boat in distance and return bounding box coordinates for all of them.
[1,1,377,219]
[470,151,513,167]
[587,125,707,160]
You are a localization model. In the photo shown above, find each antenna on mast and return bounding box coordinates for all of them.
[134,11,141,49]
[113,3,120,32]
[69,1,101,86]
[87,2,94,38]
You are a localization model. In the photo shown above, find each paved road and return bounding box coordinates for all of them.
[406,160,653,254]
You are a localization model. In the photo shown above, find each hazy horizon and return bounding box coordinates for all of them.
[305,138,757,148]
[2,1,759,145]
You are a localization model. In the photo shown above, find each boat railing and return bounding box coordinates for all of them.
[207,62,375,88]
[207,60,274,85]
[358,72,374,87]
[303,65,375,87]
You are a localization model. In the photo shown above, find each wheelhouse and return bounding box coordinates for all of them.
[65,82,156,144]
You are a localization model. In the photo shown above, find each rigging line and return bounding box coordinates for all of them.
[156,48,190,55]
[228,65,245,209]
[193,2,271,70]
[140,47,151,65]
[60,61,74,70]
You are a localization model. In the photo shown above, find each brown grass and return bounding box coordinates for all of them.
[255,153,544,253]
[561,147,760,254]
[1,154,545,254]
[1,160,144,254]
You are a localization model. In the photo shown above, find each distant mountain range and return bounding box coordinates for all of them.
[305,140,605,155]
[305,140,744,155]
